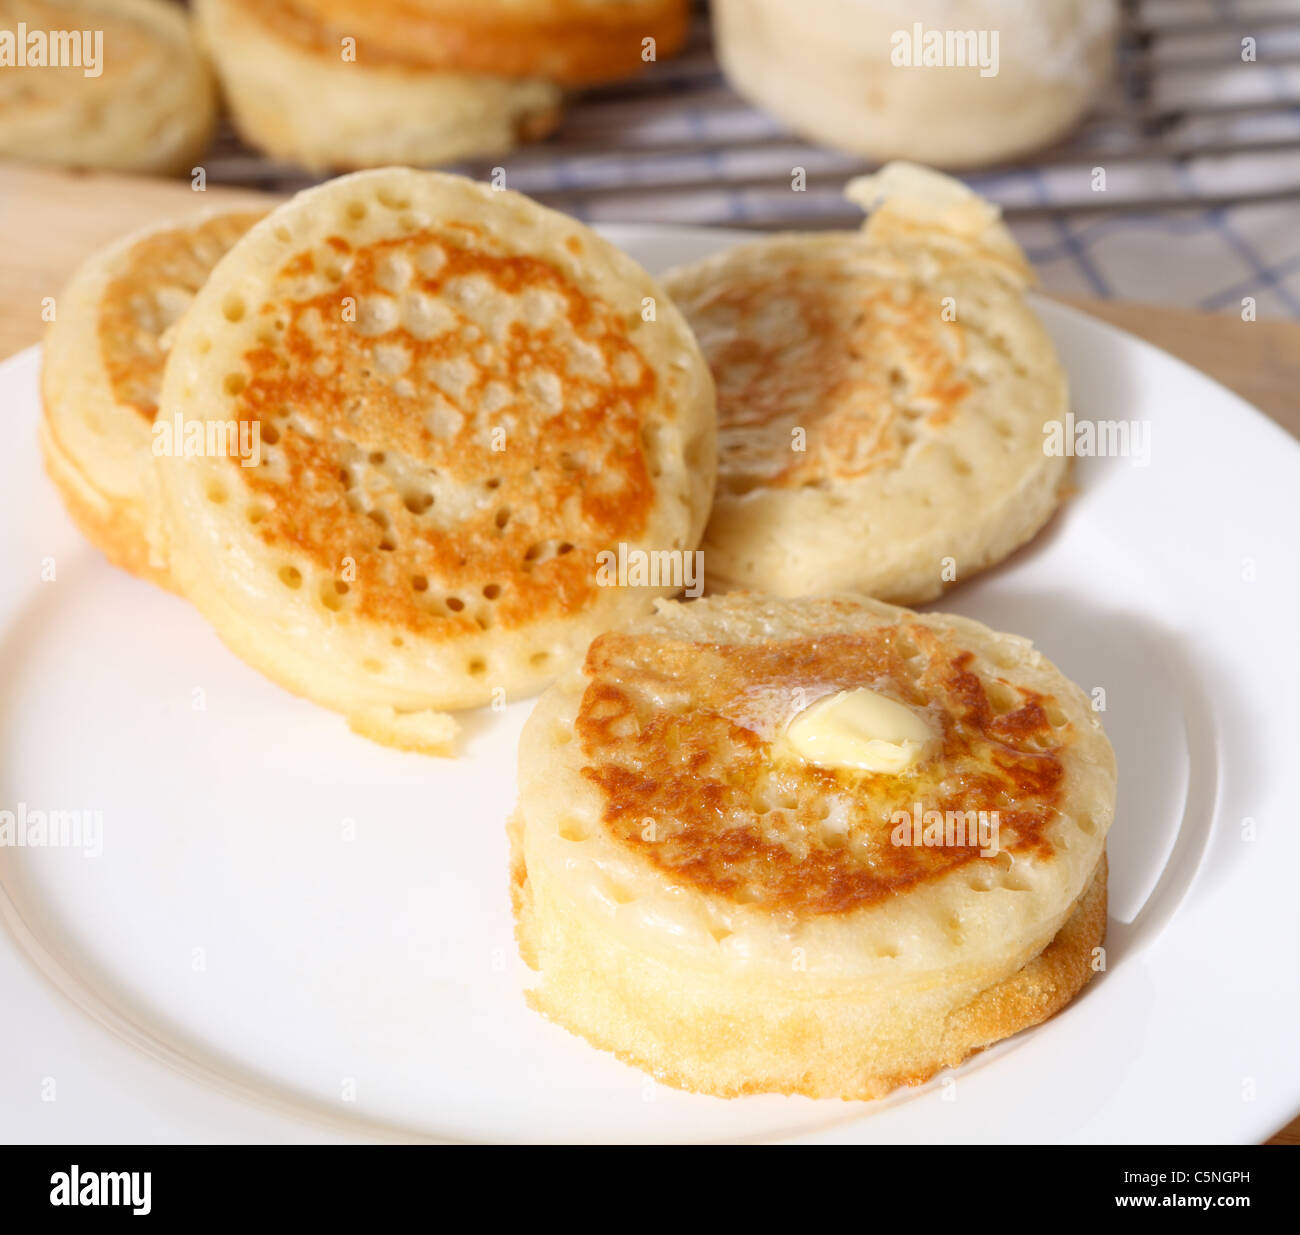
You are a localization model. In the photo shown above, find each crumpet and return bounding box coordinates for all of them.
[41,210,264,587]
[712,0,1116,167]
[512,591,1115,1099]
[153,168,716,754]
[664,164,1069,605]
[196,0,563,171]
[0,0,217,174]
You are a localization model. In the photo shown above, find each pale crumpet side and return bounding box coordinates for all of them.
[153,168,716,754]
[512,591,1115,1099]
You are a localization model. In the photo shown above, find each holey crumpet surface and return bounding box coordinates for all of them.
[150,169,716,755]
[511,592,1115,1099]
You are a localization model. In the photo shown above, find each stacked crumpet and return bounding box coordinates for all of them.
[196,0,690,170]
[513,592,1113,1098]
[42,164,1115,1101]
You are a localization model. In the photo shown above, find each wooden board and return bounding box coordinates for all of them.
[2,161,1297,1144]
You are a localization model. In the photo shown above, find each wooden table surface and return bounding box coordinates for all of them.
[2,163,1297,1143]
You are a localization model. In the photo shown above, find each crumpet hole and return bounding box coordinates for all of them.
[893,629,921,660]
[988,681,1021,714]
[558,818,587,841]
[278,565,303,589]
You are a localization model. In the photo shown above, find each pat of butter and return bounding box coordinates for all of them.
[782,688,934,774]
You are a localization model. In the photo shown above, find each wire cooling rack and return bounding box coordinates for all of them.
[203,0,1300,228]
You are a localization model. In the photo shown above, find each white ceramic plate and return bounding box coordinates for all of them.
[3,224,1299,1145]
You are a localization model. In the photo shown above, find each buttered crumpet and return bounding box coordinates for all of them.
[41,210,264,587]
[664,163,1069,605]
[512,591,1115,1099]
[0,0,217,174]
[154,168,716,755]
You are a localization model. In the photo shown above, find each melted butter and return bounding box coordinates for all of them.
[779,687,935,774]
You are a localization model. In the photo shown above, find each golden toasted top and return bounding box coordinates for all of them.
[669,245,971,496]
[99,212,264,419]
[264,0,689,84]
[576,620,1069,916]
[228,225,662,636]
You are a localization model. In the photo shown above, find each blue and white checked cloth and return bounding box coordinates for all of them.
[456,0,1300,319]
